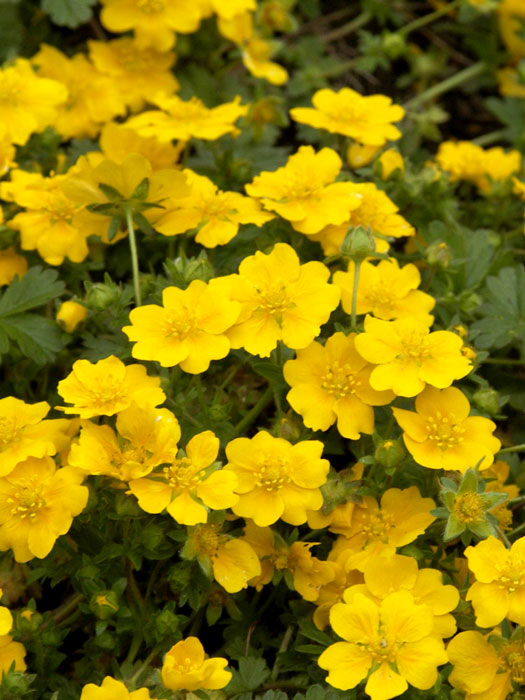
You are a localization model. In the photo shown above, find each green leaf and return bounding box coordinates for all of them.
[0,314,64,364]
[227,658,271,693]
[443,515,465,541]
[133,212,157,237]
[107,216,123,242]
[130,177,149,201]
[297,619,332,646]
[0,266,64,316]
[41,0,96,27]
[98,182,124,202]
[471,266,525,355]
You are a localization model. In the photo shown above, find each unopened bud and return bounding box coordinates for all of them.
[374,439,405,469]
[340,225,376,262]
[473,388,500,416]
[425,241,451,268]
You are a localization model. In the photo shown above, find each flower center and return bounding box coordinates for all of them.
[320,361,360,399]
[362,287,396,315]
[453,492,484,524]
[502,642,525,684]
[367,632,398,663]
[425,412,465,451]
[173,656,200,673]
[0,417,19,450]
[136,0,165,13]
[360,511,395,542]
[86,383,126,412]
[256,285,294,323]
[7,478,45,520]
[496,565,525,593]
[255,455,290,491]
[163,457,202,491]
[399,332,432,364]
[190,524,224,558]
[162,310,196,341]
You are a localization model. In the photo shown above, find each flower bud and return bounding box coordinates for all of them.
[377,149,405,180]
[425,241,451,268]
[382,31,407,59]
[473,388,500,416]
[346,143,380,169]
[374,439,405,469]
[340,224,376,262]
[56,300,88,333]
[90,591,119,619]
[85,282,120,311]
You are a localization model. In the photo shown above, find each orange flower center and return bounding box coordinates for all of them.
[136,0,165,14]
[321,361,361,399]
[6,477,45,520]
[502,641,525,684]
[163,457,202,490]
[425,412,465,451]
[453,492,484,524]
[255,455,290,491]
[162,309,197,341]
[0,417,19,449]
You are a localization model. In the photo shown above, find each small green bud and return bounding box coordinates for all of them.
[381,31,406,59]
[155,608,179,636]
[340,225,376,262]
[114,492,142,517]
[473,388,500,416]
[425,241,451,268]
[85,282,120,311]
[275,413,302,441]
[90,591,119,620]
[374,439,405,469]
[459,290,481,314]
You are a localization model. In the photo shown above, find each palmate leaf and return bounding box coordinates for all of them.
[471,266,525,356]
[0,267,66,364]
[41,0,96,28]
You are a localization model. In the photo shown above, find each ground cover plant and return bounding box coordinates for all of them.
[1,0,525,698]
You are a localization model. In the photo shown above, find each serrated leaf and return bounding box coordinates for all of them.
[41,0,96,27]
[0,314,65,364]
[227,658,270,693]
[0,266,64,316]
[471,266,525,355]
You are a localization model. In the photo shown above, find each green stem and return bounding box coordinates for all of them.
[508,521,525,539]
[52,592,84,625]
[404,61,487,110]
[495,525,512,549]
[509,495,525,507]
[127,646,162,687]
[271,626,294,681]
[125,209,142,306]
[322,11,372,42]
[472,128,509,147]
[233,387,274,437]
[483,358,525,366]
[399,0,460,37]
[351,261,361,331]
[498,444,525,454]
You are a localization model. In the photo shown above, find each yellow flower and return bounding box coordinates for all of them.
[99,122,183,170]
[80,676,153,699]
[126,94,248,142]
[0,635,25,676]
[68,404,181,481]
[448,629,524,700]
[56,301,88,333]
[129,430,238,524]
[346,143,381,169]
[183,523,261,593]
[498,0,525,59]
[436,141,521,192]
[100,0,207,51]
[498,66,525,99]
[318,590,447,700]
[57,355,166,419]
[88,38,179,112]
[224,430,329,526]
[465,536,525,627]
[378,149,405,179]
[392,386,501,472]
[153,168,274,247]
[484,460,519,531]
[330,487,436,571]
[218,12,288,85]
[0,58,67,145]
[210,0,255,19]
[0,247,27,286]
[354,315,472,397]
[0,590,12,636]
[290,88,405,146]
[353,553,459,640]
[123,279,240,372]
[313,562,364,630]
[245,146,363,234]
[0,456,88,563]
[0,397,66,476]
[334,259,434,322]
[162,637,231,691]
[222,243,340,357]
[309,183,415,255]
[32,45,125,140]
[0,134,16,177]
[283,332,394,439]
[241,521,335,601]
[0,170,105,265]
